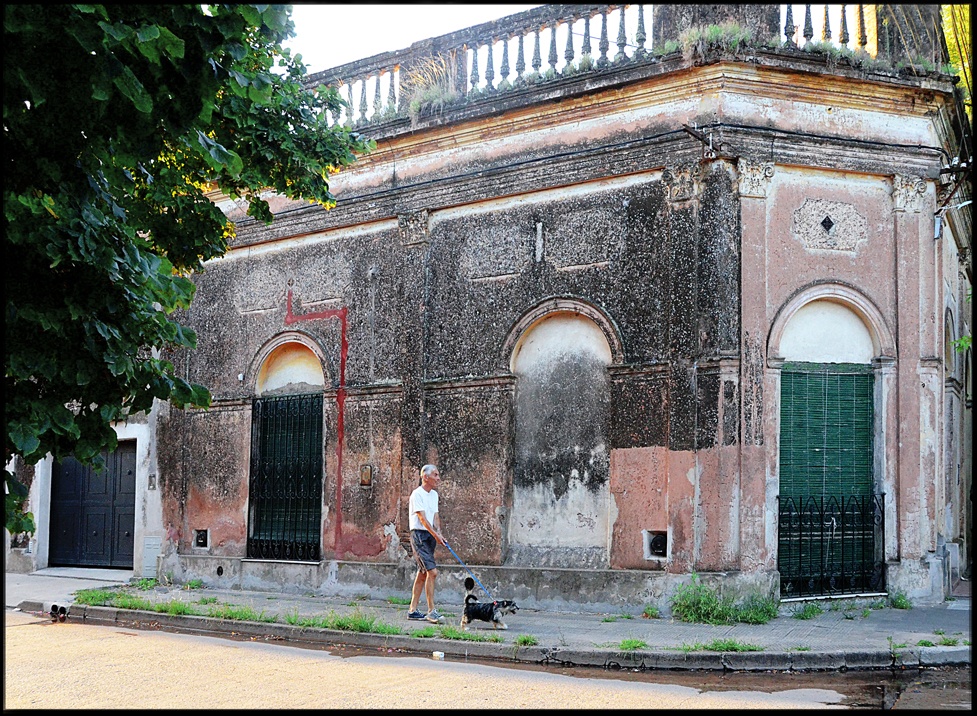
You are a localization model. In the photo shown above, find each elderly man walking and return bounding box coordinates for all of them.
[407,464,446,623]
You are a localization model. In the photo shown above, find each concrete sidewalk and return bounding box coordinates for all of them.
[6,568,971,672]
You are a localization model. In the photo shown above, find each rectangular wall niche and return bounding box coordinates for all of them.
[642,529,668,559]
[194,529,209,549]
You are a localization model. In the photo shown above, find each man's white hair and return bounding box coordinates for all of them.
[420,464,438,479]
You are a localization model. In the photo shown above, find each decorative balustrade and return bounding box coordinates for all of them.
[303,4,942,128]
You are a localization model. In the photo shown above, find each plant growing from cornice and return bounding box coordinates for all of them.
[401,54,462,127]
[652,39,681,57]
[3,4,375,533]
[680,21,754,63]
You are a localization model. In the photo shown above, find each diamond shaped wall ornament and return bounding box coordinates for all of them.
[791,199,868,252]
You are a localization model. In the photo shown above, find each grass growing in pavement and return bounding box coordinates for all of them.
[286,609,403,634]
[641,604,661,619]
[436,625,504,642]
[889,592,913,609]
[113,593,155,611]
[791,602,824,620]
[157,600,199,616]
[76,588,208,617]
[669,573,779,625]
[619,639,648,651]
[74,588,118,605]
[680,639,764,653]
[387,596,411,605]
[206,603,276,622]
[514,634,539,646]
[736,594,780,624]
[408,625,503,642]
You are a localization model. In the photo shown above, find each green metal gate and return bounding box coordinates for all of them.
[777,363,885,598]
[247,394,323,561]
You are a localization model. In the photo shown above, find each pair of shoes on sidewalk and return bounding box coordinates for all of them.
[407,609,443,623]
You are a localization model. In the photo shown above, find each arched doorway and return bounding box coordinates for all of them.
[246,338,326,561]
[774,297,886,598]
[505,309,614,568]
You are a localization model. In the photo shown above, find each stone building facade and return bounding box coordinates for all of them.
[9,4,972,612]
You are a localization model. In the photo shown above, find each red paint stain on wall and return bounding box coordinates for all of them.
[285,289,349,556]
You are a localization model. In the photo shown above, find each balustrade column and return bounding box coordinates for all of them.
[803,4,814,43]
[470,42,481,93]
[598,8,610,67]
[485,38,495,91]
[857,5,868,49]
[358,79,368,125]
[564,17,575,69]
[515,30,526,83]
[373,73,383,119]
[532,27,542,75]
[615,7,628,62]
[547,22,558,72]
[635,5,647,57]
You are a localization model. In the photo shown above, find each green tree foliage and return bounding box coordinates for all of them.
[4,5,374,533]
[941,4,971,121]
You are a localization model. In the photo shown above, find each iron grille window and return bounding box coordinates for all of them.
[247,394,323,561]
[777,363,884,597]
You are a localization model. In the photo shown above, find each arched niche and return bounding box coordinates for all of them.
[505,305,615,569]
[250,333,327,396]
[779,300,875,363]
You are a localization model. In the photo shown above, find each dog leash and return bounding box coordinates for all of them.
[442,539,495,601]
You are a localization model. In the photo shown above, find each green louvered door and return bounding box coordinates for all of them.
[778,363,885,598]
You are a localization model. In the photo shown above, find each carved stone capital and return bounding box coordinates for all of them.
[398,210,430,246]
[662,163,699,203]
[959,246,972,272]
[892,174,927,213]
[737,159,775,198]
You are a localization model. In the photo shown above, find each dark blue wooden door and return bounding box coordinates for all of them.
[50,441,136,568]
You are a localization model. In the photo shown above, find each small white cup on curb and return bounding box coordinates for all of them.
[432,651,445,660]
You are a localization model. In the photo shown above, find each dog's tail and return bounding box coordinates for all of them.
[465,593,479,605]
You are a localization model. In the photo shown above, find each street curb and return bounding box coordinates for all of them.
[13,601,970,672]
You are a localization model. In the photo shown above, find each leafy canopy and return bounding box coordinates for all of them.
[4,4,374,533]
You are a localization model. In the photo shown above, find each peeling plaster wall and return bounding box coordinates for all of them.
[508,314,613,569]
[146,45,967,607]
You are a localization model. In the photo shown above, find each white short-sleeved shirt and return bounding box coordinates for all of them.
[409,485,439,531]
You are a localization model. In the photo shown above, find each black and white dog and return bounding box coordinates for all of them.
[460,576,518,630]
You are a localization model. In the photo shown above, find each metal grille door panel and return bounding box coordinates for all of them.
[778,364,884,598]
[247,394,323,561]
